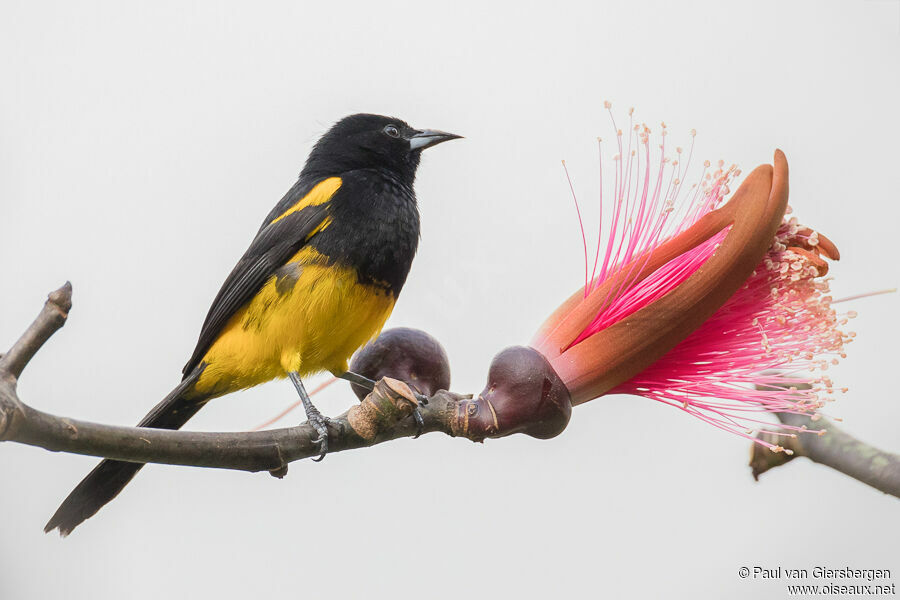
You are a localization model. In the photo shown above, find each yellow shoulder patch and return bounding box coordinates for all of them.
[271,177,342,224]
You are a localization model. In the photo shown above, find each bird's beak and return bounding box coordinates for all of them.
[408,129,463,151]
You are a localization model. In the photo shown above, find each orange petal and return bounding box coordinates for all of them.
[532,191,738,358]
[546,150,790,405]
[816,232,840,261]
[795,226,840,261]
[787,246,829,277]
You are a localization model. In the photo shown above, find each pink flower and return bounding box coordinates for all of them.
[531,113,852,452]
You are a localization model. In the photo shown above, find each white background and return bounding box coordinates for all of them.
[2,1,898,598]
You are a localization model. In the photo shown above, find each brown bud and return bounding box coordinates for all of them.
[349,328,451,400]
[457,346,572,441]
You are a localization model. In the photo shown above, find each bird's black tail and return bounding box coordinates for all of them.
[44,369,207,536]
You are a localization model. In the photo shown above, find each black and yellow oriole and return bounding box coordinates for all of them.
[45,113,460,535]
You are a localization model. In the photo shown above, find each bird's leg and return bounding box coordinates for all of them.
[288,372,341,461]
[336,371,426,437]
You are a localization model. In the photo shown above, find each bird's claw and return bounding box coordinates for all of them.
[412,407,425,439]
[412,389,431,437]
[306,414,343,462]
[310,421,328,461]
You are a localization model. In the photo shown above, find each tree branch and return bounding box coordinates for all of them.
[0,282,72,382]
[0,284,475,476]
[4,284,899,500]
[750,413,900,499]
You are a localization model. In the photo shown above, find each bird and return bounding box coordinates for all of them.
[44,113,461,536]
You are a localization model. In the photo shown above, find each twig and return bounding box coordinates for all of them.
[750,413,900,498]
[0,282,72,381]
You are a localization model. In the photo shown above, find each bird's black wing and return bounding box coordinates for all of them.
[181,179,338,377]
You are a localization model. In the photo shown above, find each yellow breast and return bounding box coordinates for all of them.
[192,246,395,398]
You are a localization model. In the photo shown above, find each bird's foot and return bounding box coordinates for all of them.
[305,409,344,462]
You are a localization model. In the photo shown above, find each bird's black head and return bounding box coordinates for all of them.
[301,114,461,184]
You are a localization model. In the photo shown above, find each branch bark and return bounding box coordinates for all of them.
[750,413,900,499]
[0,284,476,476]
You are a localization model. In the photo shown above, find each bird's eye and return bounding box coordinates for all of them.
[383,125,401,138]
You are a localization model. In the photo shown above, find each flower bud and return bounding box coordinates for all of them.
[457,346,572,441]
[349,328,451,400]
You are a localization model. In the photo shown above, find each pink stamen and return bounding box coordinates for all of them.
[561,160,590,295]
[831,288,896,304]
